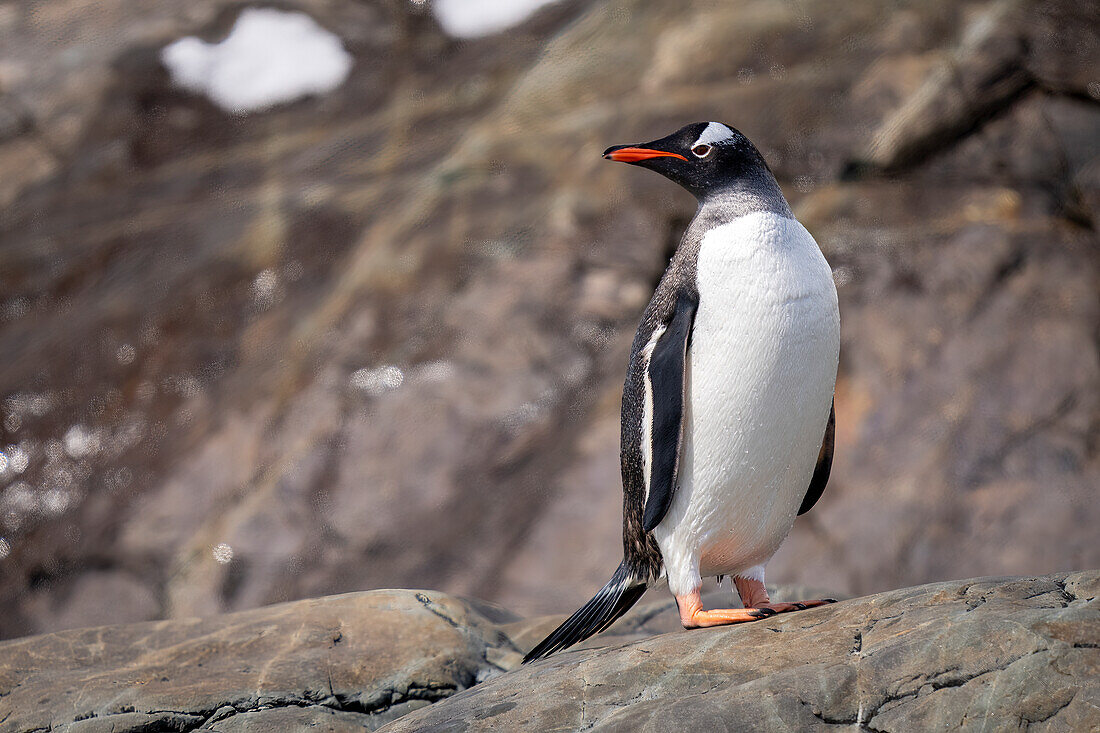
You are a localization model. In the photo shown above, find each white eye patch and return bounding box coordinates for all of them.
[691,122,735,149]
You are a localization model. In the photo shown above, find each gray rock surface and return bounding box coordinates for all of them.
[381,571,1100,732]
[0,572,1095,732]
[0,589,523,732]
[0,0,1097,639]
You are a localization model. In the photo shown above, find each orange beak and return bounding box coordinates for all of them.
[604,147,688,163]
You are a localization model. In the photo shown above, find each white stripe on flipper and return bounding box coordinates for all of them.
[640,324,666,506]
[692,122,735,148]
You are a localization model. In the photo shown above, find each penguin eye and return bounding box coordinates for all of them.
[691,144,712,158]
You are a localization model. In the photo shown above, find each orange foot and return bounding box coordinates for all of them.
[675,590,774,628]
[675,578,837,629]
[734,575,836,615]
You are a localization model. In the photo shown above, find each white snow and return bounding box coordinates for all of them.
[162,8,353,115]
[428,0,564,38]
[212,543,234,564]
[350,365,405,396]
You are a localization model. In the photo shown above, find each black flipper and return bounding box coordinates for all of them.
[798,401,835,516]
[642,290,698,533]
[521,561,648,663]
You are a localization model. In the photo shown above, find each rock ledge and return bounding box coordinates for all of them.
[0,572,1097,732]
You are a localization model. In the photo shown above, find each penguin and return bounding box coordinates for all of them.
[523,122,840,663]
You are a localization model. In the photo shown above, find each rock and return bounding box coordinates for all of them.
[0,573,1095,732]
[198,706,386,732]
[0,0,1097,640]
[860,0,1100,171]
[502,582,845,656]
[0,589,523,732]
[380,571,1100,732]
[861,0,1032,171]
[19,569,160,632]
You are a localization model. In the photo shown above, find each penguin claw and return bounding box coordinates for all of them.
[750,599,837,615]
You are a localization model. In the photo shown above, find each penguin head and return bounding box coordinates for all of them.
[603,122,771,199]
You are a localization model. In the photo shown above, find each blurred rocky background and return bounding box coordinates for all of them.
[0,0,1096,640]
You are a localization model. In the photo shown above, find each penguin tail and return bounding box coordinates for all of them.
[521,561,648,663]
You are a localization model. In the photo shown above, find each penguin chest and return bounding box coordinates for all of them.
[654,212,839,587]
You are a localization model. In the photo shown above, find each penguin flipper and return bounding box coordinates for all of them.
[797,401,834,516]
[642,290,698,533]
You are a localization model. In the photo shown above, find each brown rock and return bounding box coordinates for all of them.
[861,0,1032,171]
[0,0,1097,642]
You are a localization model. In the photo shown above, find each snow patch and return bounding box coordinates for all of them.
[162,8,353,114]
[350,365,405,396]
[427,0,564,38]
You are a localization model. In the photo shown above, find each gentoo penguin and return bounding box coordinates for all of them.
[523,122,839,663]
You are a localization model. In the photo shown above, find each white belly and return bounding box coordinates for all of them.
[653,211,839,597]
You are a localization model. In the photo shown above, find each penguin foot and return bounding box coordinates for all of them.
[733,576,836,615]
[675,589,775,629]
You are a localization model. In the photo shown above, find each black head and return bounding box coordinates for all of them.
[603,122,775,200]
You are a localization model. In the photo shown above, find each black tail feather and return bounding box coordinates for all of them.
[522,561,648,663]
